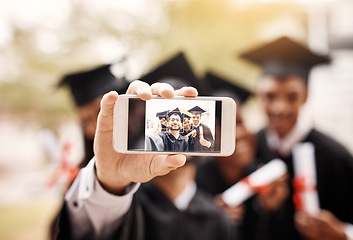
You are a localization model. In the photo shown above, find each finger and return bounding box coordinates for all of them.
[126,80,152,101]
[295,211,307,227]
[97,91,119,132]
[99,91,119,117]
[150,154,186,177]
[175,86,198,97]
[151,82,175,99]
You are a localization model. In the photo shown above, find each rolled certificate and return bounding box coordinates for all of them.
[292,142,320,215]
[185,129,196,137]
[222,159,287,207]
[199,126,204,140]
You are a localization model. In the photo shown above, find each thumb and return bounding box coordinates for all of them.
[149,154,186,177]
[97,91,119,132]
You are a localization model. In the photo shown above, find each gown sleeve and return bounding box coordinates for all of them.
[52,158,140,240]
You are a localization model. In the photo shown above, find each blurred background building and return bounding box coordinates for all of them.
[0,0,352,239]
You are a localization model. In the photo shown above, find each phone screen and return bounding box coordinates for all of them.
[127,98,222,153]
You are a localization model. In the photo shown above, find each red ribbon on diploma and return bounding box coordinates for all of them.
[46,142,80,189]
[241,177,272,195]
[292,175,317,211]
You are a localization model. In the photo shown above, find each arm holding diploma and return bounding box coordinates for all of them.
[293,143,353,240]
[221,159,287,207]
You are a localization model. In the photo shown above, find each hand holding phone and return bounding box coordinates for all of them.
[93,80,197,194]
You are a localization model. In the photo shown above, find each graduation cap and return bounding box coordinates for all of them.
[168,108,182,120]
[203,72,252,104]
[182,113,191,122]
[58,64,129,107]
[240,36,330,82]
[156,110,169,120]
[140,52,206,94]
[188,106,206,115]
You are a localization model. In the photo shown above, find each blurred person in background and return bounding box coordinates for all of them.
[240,36,353,240]
[195,72,256,205]
[58,64,129,169]
[195,72,289,239]
[139,52,208,95]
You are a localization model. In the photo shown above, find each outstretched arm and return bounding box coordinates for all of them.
[94,81,198,194]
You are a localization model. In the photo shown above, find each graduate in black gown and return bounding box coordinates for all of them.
[156,110,169,132]
[195,72,289,239]
[239,36,353,240]
[180,113,196,150]
[180,113,193,137]
[196,72,256,196]
[58,64,129,168]
[187,106,215,152]
[147,108,189,152]
[52,81,238,240]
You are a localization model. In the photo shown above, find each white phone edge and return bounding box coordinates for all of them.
[113,95,236,156]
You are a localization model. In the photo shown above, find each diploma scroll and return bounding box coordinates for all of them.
[292,142,320,215]
[199,126,204,140]
[221,159,287,207]
[185,129,196,137]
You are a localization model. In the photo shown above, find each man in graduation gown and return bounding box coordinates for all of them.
[51,81,238,240]
[58,64,129,168]
[195,72,289,239]
[188,106,214,152]
[146,108,189,152]
[239,36,353,240]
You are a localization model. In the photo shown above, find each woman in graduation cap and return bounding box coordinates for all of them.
[180,113,193,137]
[240,36,353,240]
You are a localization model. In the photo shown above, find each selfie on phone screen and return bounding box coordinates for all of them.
[128,98,222,153]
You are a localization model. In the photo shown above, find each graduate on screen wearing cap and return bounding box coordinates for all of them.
[180,113,194,136]
[188,106,214,152]
[146,108,189,152]
[155,110,169,133]
[240,36,353,240]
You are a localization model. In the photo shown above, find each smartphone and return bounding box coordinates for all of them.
[113,95,236,156]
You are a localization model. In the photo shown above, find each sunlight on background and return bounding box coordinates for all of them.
[1,0,353,239]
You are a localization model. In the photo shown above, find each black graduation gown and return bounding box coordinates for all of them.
[159,132,189,152]
[54,182,238,240]
[190,123,214,152]
[145,132,189,152]
[243,128,353,240]
[180,125,194,136]
[161,124,168,132]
